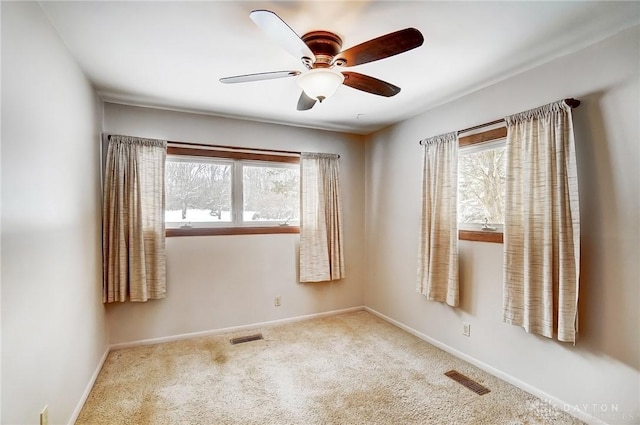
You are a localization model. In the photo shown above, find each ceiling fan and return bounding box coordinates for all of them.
[220,10,424,111]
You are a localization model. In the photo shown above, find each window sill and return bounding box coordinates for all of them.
[459,230,503,243]
[166,226,300,237]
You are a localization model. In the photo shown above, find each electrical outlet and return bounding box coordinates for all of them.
[463,322,471,337]
[40,405,48,425]
[274,296,281,307]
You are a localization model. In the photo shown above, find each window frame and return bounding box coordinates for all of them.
[458,126,507,244]
[165,145,300,237]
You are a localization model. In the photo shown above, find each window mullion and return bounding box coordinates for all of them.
[232,160,243,225]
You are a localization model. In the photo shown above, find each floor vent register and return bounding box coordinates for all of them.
[444,370,491,395]
[230,333,264,345]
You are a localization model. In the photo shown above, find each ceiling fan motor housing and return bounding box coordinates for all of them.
[301,31,345,68]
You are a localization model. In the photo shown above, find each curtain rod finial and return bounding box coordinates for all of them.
[564,98,581,108]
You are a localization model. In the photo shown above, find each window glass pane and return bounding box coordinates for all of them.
[458,143,505,229]
[165,157,232,225]
[243,164,300,223]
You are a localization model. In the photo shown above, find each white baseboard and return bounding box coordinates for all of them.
[68,345,110,425]
[110,305,366,351]
[363,306,609,425]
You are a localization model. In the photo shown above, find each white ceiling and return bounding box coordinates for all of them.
[40,1,639,135]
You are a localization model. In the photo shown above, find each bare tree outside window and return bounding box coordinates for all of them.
[165,159,232,223]
[243,165,299,222]
[458,143,505,229]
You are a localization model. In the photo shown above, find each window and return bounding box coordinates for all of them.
[165,146,300,236]
[166,157,233,224]
[458,139,505,230]
[243,164,299,224]
[458,127,506,243]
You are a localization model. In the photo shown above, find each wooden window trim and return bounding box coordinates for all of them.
[459,230,503,244]
[167,146,300,164]
[167,226,300,237]
[458,126,506,243]
[459,126,507,147]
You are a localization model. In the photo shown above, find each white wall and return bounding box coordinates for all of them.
[1,2,108,425]
[103,103,366,344]
[365,26,639,425]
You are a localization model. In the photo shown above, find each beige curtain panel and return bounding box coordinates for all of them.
[103,135,167,303]
[502,100,580,344]
[299,153,345,283]
[417,132,459,307]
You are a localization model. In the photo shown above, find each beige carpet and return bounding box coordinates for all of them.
[77,311,584,425]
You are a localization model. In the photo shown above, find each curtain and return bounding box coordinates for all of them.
[103,135,167,303]
[417,132,459,307]
[502,100,580,343]
[299,153,345,282]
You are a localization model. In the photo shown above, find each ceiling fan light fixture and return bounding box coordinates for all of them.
[297,68,344,102]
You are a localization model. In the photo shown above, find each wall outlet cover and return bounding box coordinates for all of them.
[463,322,471,337]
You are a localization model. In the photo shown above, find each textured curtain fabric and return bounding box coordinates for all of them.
[299,153,345,282]
[503,101,580,343]
[417,132,459,307]
[103,135,167,303]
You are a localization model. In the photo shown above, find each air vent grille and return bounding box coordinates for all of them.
[230,333,264,345]
[444,370,490,395]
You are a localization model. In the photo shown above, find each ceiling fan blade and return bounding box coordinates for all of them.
[220,70,300,84]
[297,91,317,111]
[335,28,423,67]
[250,10,316,61]
[342,72,401,97]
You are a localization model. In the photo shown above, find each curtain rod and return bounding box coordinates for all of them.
[106,135,340,158]
[418,98,581,145]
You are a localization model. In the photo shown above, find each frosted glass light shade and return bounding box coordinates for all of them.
[297,68,344,102]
